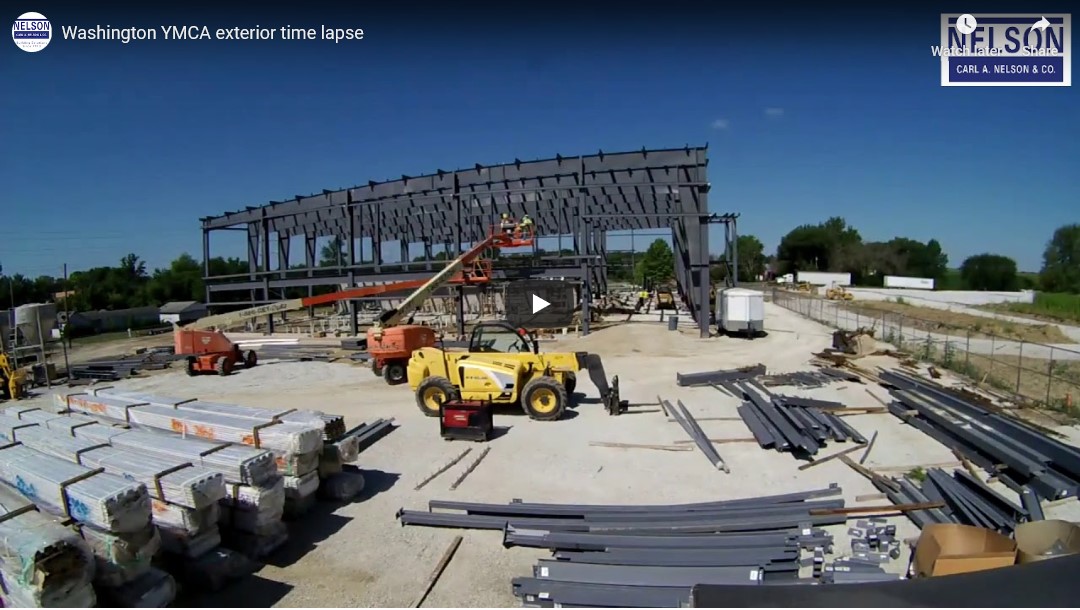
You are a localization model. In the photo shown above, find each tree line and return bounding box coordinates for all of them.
[1,221,1076,312]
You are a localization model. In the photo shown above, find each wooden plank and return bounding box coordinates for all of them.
[674,437,756,445]
[589,442,694,452]
[810,501,945,516]
[840,455,901,492]
[412,535,463,608]
[859,431,879,465]
[797,444,865,471]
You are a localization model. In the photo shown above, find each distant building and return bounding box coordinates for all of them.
[66,306,161,334]
[159,301,208,325]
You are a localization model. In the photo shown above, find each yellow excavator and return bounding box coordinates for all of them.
[0,353,29,401]
[407,320,627,421]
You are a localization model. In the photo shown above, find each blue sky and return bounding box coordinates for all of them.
[2,2,1077,279]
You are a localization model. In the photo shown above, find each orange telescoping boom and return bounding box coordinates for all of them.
[174,224,535,378]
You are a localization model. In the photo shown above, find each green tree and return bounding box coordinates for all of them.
[735,235,766,282]
[776,217,862,275]
[960,253,1020,291]
[319,236,346,267]
[1040,224,1080,293]
[635,239,674,284]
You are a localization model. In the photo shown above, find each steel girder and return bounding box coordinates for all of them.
[201,147,733,338]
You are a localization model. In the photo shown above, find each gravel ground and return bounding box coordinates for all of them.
[14,302,1080,607]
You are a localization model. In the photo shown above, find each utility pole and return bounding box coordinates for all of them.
[61,263,71,377]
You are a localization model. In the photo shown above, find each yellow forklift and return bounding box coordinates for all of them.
[0,352,30,401]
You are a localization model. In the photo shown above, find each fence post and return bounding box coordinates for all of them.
[1016,341,1023,394]
[1046,346,1054,407]
[965,330,971,372]
[990,335,996,381]
[835,303,839,327]
[898,315,904,349]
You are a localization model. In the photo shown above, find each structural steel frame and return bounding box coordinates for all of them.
[200,146,736,338]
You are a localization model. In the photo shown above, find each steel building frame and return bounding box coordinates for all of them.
[199,146,736,338]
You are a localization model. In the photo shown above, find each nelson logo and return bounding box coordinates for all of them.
[12,11,51,52]
[936,13,1072,86]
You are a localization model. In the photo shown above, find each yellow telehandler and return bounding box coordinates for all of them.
[406,321,627,421]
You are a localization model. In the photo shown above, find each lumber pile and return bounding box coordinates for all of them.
[0,481,96,607]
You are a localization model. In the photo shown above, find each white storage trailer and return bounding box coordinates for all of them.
[716,288,765,335]
[796,271,851,287]
[884,275,935,290]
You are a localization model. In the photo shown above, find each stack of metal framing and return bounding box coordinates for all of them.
[874,468,1033,534]
[9,407,290,562]
[0,417,227,558]
[882,369,1080,502]
[0,480,96,607]
[399,486,846,607]
[727,381,867,458]
[0,437,169,602]
[56,391,326,517]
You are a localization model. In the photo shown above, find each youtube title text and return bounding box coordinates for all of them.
[61,25,365,44]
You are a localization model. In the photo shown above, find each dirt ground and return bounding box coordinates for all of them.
[844,300,1075,345]
[12,303,1080,607]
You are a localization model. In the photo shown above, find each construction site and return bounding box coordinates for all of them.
[3,146,1080,607]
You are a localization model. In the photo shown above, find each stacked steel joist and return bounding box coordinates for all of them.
[873,467,1035,534]
[0,430,176,606]
[676,364,859,390]
[399,486,847,607]
[24,400,291,561]
[0,480,96,607]
[728,381,867,458]
[58,389,329,517]
[882,369,1080,503]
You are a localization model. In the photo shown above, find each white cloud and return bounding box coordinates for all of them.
[765,107,785,117]
[710,118,730,130]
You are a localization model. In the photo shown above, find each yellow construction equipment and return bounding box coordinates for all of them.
[0,353,29,401]
[826,285,854,300]
[656,289,676,310]
[407,321,627,421]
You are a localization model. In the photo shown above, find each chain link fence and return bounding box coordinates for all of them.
[771,289,1080,413]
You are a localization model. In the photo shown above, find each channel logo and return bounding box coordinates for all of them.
[12,11,51,52]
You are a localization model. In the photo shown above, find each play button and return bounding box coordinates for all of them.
[532,294,550,314]
[505,280,576,328]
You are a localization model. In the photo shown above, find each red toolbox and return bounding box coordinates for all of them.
[439,399,493,442]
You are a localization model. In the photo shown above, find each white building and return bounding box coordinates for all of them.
[158,301,208,325]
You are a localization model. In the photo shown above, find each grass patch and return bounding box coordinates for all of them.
[885,330,1080,417]
[844,300,1075,344]
[980,292,1080,325]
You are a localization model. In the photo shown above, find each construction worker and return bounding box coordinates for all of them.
[515,214,533,240]
[635,288,650,312]
[500,212,516,235]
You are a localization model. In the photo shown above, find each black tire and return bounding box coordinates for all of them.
[371,363,384,377]
[521,376,567,421]
[383,361,407,385]
[0,375,10,400]
[415,376,459,417]
[244,350,258,368]
[215,357,233,376]
[564,372,577,396]
[185,357,197,377]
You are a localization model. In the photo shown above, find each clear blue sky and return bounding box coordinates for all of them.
[2,1,1077,279]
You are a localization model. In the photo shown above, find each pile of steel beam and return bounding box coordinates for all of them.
[882,369,1080,502]
[398,486,846,607]
[0,480,96,607]
[66,351,183,381]
[8,407,288,566]
[758,368,862,388]
[675,364,766,387]
[875,468,1032,534]
[0,439,172,604]
[728,381,866,458]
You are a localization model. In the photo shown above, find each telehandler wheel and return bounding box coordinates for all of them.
[416,376,459,417]
[244,350,258,368]
[185,357,197,377]
[564,372,577,397]
[383,361,407,385]
[372,362,383,377]
[215,356,233,376]
[521,376,567,421]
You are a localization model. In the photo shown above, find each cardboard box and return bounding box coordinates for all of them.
[913,523,1016,577]
[1014,520,1080,564]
